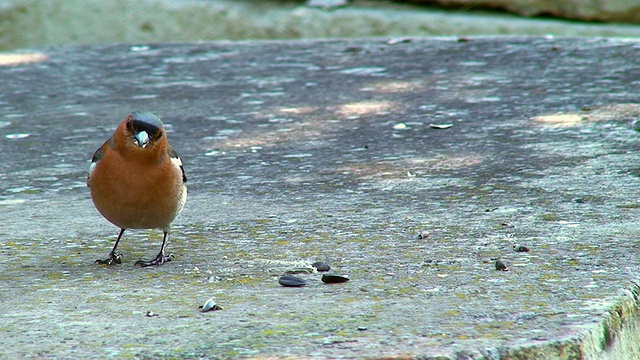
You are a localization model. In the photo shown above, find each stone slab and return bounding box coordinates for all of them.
[1,37,640,359]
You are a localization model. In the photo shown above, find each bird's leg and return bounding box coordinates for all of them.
[135,229,173,267]
[95,228,125,265]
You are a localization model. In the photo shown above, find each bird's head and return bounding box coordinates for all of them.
[125,111,165,149]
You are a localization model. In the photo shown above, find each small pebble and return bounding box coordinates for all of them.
[311,261,331,272]
[495,260,509,271]
[513,245,530,252]
[322,273,350,284]
[279,275,307,287]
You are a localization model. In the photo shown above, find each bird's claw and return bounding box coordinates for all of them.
[135,252,173,267]
[95,252,123,265]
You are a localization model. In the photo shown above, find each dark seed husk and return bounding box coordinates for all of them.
[311,261,331,272]
[279,275,307,287]
[495,260,509,271]
[322,273,350,283]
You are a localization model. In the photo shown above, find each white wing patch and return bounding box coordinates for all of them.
[170,154,187,183]
[170,156,183,169]
[88,160,98,175]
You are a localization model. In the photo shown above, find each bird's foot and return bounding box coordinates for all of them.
[135,252,173,267]
[95,252,123,265]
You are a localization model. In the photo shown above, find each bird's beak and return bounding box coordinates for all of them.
[134,131,150,148]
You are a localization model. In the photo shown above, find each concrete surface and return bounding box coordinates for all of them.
[4,0,640,51]
[1,37,640,359]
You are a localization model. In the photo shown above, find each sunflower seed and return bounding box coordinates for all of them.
[279,275,307,287]
[321,273,350,283]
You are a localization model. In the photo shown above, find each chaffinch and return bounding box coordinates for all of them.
[87,111,187,267]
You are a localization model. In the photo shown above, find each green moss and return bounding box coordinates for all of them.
[617,203,640,209]
[21,188,44,194]
[47,272,66,280]
[538,213,560,221]
[118,351,137,359]
[538,273,561,280]
[3,241,28,250]
[261,329,287,336]
[573,243,599,252]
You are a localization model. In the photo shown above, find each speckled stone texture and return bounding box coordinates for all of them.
[1,37,640,359]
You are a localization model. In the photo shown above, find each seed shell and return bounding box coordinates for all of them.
[495,260,509,271]
[311,261,331,272]
[201,298,223,312]
[279,275,307,287]
[321,273,350,284]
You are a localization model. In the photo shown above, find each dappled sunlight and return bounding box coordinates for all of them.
[405,154,484,171]
[336,100,395,117]
[276,106,318,115]
[532,103,640,128]
[205,124,324,150]
[336,161,398,178]
[204,114,329,151]
[204,100,400,152]
[581,103,640,122]
[532,114,584,127]
[335,154,484,179]
[0,52,48,66]
[360,79,426,94]
[202,72,419,155]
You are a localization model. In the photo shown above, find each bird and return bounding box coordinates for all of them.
[87,111,187,267]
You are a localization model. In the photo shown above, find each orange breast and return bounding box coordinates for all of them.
[88,151,186,230]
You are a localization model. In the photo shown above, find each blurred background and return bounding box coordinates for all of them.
[1,0,640,50]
